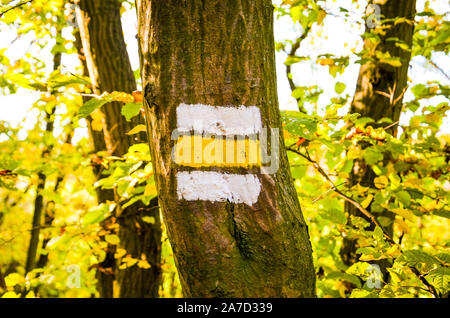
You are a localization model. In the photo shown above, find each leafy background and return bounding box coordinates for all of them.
[0,0,449,297]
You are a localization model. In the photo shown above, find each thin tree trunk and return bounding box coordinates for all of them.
[137,0,316,297]
[342,0,416,269]
[72,22,117,298]
[24,47,62,275]
[75,0,161,298]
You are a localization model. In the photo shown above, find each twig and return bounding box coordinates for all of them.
[429,59,450,81]
[312,182,347,203]
[287,146,395,244]
[383,120,399,131]
[286,145,441,297]
[0,0,33,17]
[285,25,312,113]
[409,266,439,298]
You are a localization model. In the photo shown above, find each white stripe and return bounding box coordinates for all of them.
[176,103,262,136]
[177,171,261,205]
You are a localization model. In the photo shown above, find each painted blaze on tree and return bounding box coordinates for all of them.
[137,0,315,297]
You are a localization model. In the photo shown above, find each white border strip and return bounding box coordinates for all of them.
[176,103,262,136]
[177,171,261,205]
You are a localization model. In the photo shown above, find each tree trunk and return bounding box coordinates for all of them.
[137,0,315,297]
[72,22,116,298]
[342,0,416,268]
[75,0,161,298]
[24,47,62,276]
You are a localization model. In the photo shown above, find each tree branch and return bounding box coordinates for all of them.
[287,146,395,244]
[286,145,441,297]
[285,25,311,113]
[0,0,33,17]
[429,59,450,81]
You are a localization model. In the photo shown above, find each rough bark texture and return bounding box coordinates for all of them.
[73,24,114,203]
[137,0,315,297]
[351,0,416,123]
[342,0,416,268]
[76,0,161,298]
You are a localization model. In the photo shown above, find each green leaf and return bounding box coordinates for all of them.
[78,98,109,118]
[291,165,307,179]
[5,73,46,91]
[411,84,434,99]
[425,267,450,295]
[363,147,384,165]
[395,190,411,207]
[433,209,450,219]
[327,272,362,288]
[335,82,346,94]
[435,253,450,266]
[319,208,347,225]
[122,102,142,121]
[356,247,384,261]
[397,250,439,267]
[281,111,318,138]
[82,204,109,225]
[48,74,90,90]
[349,288,379,298]
[285,55,309,66]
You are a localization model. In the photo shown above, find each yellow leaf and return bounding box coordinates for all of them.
[355,184,370,194]
[374,176,389,189]
[109,91,134,103]
[5,273,23,287]
[137,260,151,269]
[347,147,362,160]
[317,9,326,25]
[382,58,402,67]
[25,291,36,298]
[144,183,156,197]
[404,177,422,189]
[119,256,138,269]
[395,218,410,233]
[283,129,293,140]
[386,245,402,258]
[105,234,120,245]
[1,292,20,298]
[115,248,127,259]
[361,194,374,209]
[127,124,147,135]
[359,254,385,261]
[90,109,104,132]
[390,208,416,222]
[142,216,156,224]
[61,143,74,154]
[319,58,334,66]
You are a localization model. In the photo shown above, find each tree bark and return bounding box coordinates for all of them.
[137,0,315,297]
[342,0,416,268]
[75,0,161,298]
[351,0,416,124]
[0,265,6,290]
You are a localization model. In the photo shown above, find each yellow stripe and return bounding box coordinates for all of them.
[174,136,261,167]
